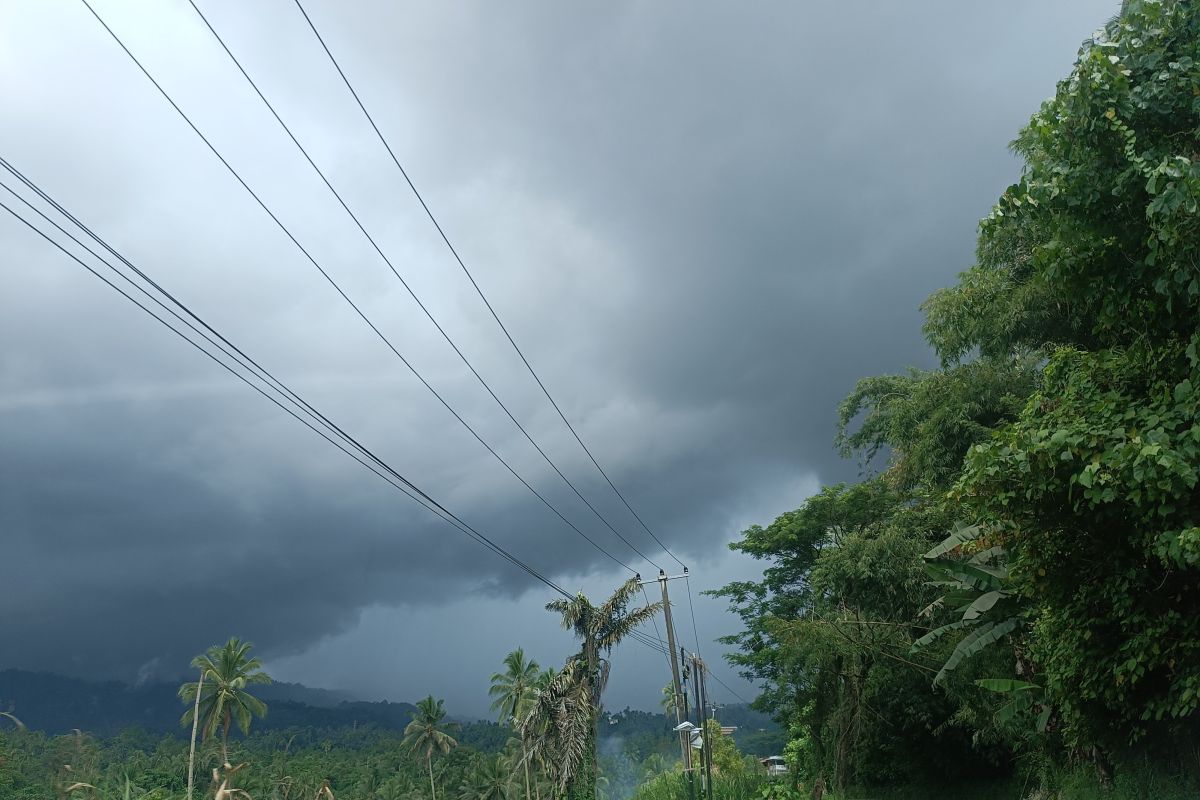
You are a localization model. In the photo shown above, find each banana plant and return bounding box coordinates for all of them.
[975,679,1050,733]
[910,524,1023,685]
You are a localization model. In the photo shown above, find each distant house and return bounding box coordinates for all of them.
[760,756,788,778]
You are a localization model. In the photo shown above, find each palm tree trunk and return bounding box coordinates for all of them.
[428,752,437,800]
[222,714,231,770]
[186,669,205,800]
[523,750,532,800]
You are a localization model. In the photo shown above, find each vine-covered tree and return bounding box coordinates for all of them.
[522,579,661,800]
[941,0,1200,755]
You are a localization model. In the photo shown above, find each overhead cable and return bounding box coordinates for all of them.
[185,0,659,571]
[289,0,688,569]
[0,164,572,601]
[77,0,637,575]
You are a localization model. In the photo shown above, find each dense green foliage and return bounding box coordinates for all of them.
[522,579,662,800]
[0,683,770,800]
[714,1,1200,795]
[0,724,495,800]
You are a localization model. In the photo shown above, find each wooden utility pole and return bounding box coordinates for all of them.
[658,569,694,799]
[697,658,715,800]
[691,653,704,799]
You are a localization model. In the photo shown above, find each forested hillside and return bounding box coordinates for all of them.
[0,666,776,800]
[0,670,418,738]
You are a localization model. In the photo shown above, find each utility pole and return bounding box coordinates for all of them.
[658,569,695,800]
[698,658,715,800]
[691,653,705,800]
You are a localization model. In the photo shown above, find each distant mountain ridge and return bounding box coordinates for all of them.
[0,668,782,755]
[0,669,415,737]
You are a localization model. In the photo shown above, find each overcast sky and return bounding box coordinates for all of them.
[1,0,1104,717]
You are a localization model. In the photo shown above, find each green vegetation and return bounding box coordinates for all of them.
[0,579,770,799]
[3,4,1198,800]
[403,696,460,800]
[0,644,766,800]
[522,578,662,800]
[712,1,1200,797]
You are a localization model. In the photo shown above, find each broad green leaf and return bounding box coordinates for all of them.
[934,618,1019,685]
[975,678,1041,694]
[923,525,983,560]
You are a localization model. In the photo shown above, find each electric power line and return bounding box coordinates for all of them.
[699,665,752,706]
[286,0,714,658]
[640,583,675,675]
[8,163,729,696]
[184,0,659,572]
[8,165,714,700]
[0,164,574,602]
[288,0,689,570]
[684,570,704,660]
[624,625,750,708]
[627,628,672,658]
[77,0,639,575]
[65,0,724,711]
[286,0,718,657]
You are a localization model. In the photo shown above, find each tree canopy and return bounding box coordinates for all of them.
[714,0,1200,791]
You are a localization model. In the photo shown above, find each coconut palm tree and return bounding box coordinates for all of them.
[535,666,557,689]
[457,755,512,800]
[403,696,460,800]
[522,578,661,800]
[489,649,540,724]
[659,683,678,715]
[178,637,272,770]
[490,649,540,800]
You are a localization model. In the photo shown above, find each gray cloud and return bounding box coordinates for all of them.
[1,0,1103,714]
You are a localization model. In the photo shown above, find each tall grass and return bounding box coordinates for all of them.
[828,780,1020,800]
[821,758,1200,800]
[630,770,767,800]
[1042,758,1200,800]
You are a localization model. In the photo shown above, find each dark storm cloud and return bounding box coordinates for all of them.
[1,0,1104,708]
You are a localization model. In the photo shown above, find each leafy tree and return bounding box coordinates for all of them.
[404,696,460,800]
[758,0,1200,782]
[930,0,1200,755]
[711,480,1013,791]
[640,753,674,782]
[701,720,745,777]
[178,638,272,768]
